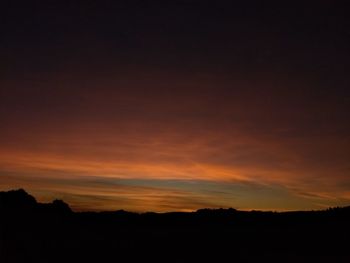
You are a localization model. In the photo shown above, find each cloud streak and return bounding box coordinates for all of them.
[1,69,349,211]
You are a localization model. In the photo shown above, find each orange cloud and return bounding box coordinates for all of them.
[1,70,349,211]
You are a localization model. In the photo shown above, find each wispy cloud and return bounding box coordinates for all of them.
[1,70,349,211]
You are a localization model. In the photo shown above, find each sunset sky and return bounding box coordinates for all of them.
[1,1,349,212]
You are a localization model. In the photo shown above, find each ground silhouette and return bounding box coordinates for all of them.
[1,189,349,263]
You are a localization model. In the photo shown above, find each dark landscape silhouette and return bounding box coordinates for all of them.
[1,189,349,263]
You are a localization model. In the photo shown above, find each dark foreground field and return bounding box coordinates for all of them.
[1,189,349,263]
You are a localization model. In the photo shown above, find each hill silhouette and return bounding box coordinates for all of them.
[0,189,349,263]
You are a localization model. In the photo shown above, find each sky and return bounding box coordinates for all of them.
[1,1,350,212]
